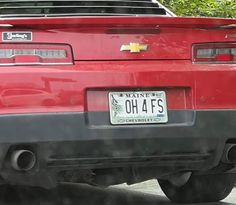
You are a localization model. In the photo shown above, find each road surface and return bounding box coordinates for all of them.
[115,180,236,203]
[0,180,235,205]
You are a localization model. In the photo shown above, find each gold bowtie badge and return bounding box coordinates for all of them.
[120,43,148,53]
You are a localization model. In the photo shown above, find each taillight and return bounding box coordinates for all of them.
[193,43,236,64]
[0,44,73,66]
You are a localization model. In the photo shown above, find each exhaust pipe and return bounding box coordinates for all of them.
[11,150,36,171]
[222,144,236,163]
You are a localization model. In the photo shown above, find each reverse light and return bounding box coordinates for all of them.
[193,43,236,64]
[0,44,73,66]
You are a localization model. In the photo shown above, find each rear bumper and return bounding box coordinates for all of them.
[0,59,234,188]
[0,109,235,187]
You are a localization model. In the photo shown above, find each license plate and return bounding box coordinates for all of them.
[109,91,168,125]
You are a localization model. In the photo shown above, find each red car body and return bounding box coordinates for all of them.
[0,17,236,112]
[0,0,236,203]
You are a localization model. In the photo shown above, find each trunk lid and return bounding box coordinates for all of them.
[1,16,235,61]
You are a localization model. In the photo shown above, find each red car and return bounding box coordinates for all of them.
[0,0,236,203]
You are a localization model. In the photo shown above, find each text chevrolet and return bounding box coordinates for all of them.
[0,0,235,203]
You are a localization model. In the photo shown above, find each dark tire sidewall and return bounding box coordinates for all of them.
[158,174,235,203]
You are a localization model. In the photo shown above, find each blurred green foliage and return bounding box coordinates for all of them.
[159,0,236,18]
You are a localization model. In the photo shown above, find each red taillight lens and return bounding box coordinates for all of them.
[0,44,73,66]
[193,43,236,64]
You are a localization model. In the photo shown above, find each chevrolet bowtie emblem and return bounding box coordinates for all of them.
[120,43,148,53]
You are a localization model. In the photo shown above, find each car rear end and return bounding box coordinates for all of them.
[0,0,236,203]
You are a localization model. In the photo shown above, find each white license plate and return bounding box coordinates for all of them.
[109,91,168,125]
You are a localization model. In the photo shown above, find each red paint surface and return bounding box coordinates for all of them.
[0,61,234,114]
[1,17,235,61]
[0,16,235,114]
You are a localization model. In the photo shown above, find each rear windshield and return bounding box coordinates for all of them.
[0,0,169,18]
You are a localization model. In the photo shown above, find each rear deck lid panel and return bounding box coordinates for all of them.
[0,0,235,61]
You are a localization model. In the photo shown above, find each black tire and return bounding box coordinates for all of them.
[158,174,235,203]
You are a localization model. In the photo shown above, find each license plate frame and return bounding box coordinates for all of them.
[108,91,168,125]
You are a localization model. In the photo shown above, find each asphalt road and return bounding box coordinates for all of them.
[115,180,236,204]
[0,180,235,205]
